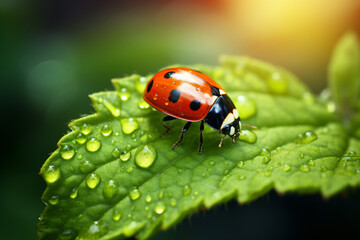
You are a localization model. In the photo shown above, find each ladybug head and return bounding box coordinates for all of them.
[220,118,241,141]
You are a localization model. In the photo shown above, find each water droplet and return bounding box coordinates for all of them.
[129,187,141,200]
[260,148,271,157]
[170,198,177,206]
[236,95,257,119]
[80,124,92,135]
[84,221,108,238]
[49,195,59,205]
[59,229,76,240]
[80,160,95,173]
[327,101,336,113]
[75,133,87,144]
[320,165,327,171]
[300,165,310,172]
[135,145,157,168]
[70,188,78,199]
[237,161,245,168]
[86,137,101,152]
[237,174,246,180]
[267,72,287,94]
[43,165,61,184]
[112,148,120,158]
[299,153,305,158]
[224,169,229,175]
[112,210,121,221]
[86,173,100,189]
[209,161,215,166]
[126,167,134,173]
[60,144,75,160]
[264,170,272,177]
[308,160,315,166]
[103,99,120,117]
[120,151,131,161]
[77,154,83,160]
[101,124,113,137]
[119,88,130,101]
[238,130,257,143]
[302,92,315,105]
[183,185,191,196]
[136,77,148,93]
[347,151,357,157]
[207,168,212,173]
[103,180,118,199]
[158,190,164,199]
[224,161,230,166]
[282,164,291,172]
[297,131,318,144]
[138,99,150,109]
[154,202,166,215]
[121,118,139,135]
[261,156,271,164]
[145,195,152,203]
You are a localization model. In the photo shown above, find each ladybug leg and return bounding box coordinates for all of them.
[160,116,176,137]
[198,120,204,154]
[172,122,192,150]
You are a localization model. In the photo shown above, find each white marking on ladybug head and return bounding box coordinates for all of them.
[219,89,226,95]
[230,126,235,136]
[212,95,218,104]
[220,113,235,129]
[233,109,239,119]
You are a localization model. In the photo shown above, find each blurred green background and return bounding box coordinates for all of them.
[1,0,360,239]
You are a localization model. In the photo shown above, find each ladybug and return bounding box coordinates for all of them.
[143,67,255,154]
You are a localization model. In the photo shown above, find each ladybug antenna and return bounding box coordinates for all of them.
[242,124,258,130]
[218,135,227,148]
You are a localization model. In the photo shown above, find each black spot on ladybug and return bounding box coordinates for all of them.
[190,100,201,111]
[169,89,180,103]
[164,71,175,79]
[211,86,220,96]
[147,79,154,92]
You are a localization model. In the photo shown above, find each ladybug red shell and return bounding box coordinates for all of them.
[143,67,243,154]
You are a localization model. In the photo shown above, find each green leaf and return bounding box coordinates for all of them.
[38,56,360,240]
[328,32,360,123]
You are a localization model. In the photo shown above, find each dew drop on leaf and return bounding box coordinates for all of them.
[119,88,130,101]
[262,156,271,164]
[75,132,87,144]
[237,161,245,168]
[238,130,257,143]
[137,99,150,109]
[267,72,288,94]
[103,99,121,117]
[209,161,215,166]
[80,160,95,173]
[121,118,139,135]
[103,180,118,199]
[129,187,141,200]
[282,164,291,172]
[112,148,120,158]
[135,144,157,168]
[77,153,83,160]
[154,202,166,215]
[236,95,257,119]
[308,160,315,166]
[86,137,102,152]
[86,173,100,189]
[126,167,134,173]
[300,165,310,172]
[84,221,108,239]
[169,198,177,206]
[101,124,113,137]
[60,144,75,160]
[260,148,271,157]
[120,151,131,161]
[70,188,78,199]
[112,210,121,221]
[237,174,247,180]
[183,185,191,196]
[297,131,318,144]
[43,165,61,184]
[80,123,92,135]
[145,195,152,203]
[158,190,164,199]
[302,92,315,105]
[48,195,59,205]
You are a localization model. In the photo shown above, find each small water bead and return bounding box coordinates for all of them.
[224,170,229,175]
[300,165,310,172]
[121,118,139,135]
[183,185,191,196]
[237,174,247,180]
[86,173,100,189]
[136,77,148,93]
[346,151,357,157]
[158,190,164,199]
[237,161,245,168]
[80,160,95,173]
[170,198,177,207]
[103,180,118,199]
[327,101,336,113]
[85,221,108,239]
[43,165,61,184]
[267,72,288,94]
[86,137,101,152]
[80,124,92,135]
[320,165,327,171]
[77,154,83,160]
[120,151,131,161]
[129,187,141,200]
[101,124,113,137]
[302,92,315,105]
[209,161,216,166]
[299,153,305,159]
[138,99,150,109]
[59,229,76,240]
[282,164,291,172]
[297,131,318,144]
[207,168,212,173]
[119,88,130,101]
[238,130,257,143]
[154,202,166,215]
[112,210,121,221]
[260,148,271,157]
[126,167,134,173]
[236,95,257,119]
[60,144,75,160]
[145,195,152,203]
[111,139,116,145]
[264,170,272,177]
[112,148,121,158]
[103,100,120,117]
[135,145,157,168]
[308,160,315,166]
[48,195,59,205]
[70,188,78,199]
